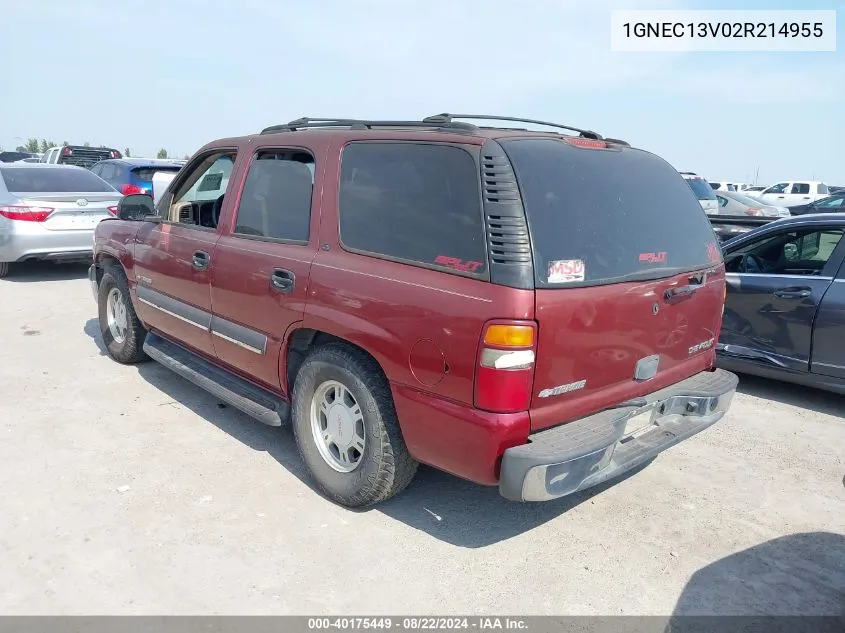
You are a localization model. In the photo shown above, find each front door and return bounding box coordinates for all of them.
[720,225,845,373]
[209,144,324,393]
[133,149,240,359]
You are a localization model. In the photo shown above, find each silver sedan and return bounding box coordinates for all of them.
[713,190,790,218]
[0,163,121,278]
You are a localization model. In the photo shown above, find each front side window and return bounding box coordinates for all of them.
[165,150,237,228]
[338,142,486,275]
[765,182,789,194]
[725,228,844,276]
[232,149,314,242]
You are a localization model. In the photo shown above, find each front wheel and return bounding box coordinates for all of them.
[291,343,418,507]
[97,267,148,364]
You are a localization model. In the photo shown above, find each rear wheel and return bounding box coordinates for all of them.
[97,267,148,364]
[291,343,418,507]
[0,262,9,278]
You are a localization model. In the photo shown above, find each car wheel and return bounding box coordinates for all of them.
[0,262,9,278]
[292,343,418,507]
[97,266,148,364]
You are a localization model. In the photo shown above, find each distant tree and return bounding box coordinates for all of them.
[25,138,40,153]
[62,141,69,146]
[124,148,131,157]
[157,148,168,159]
[39,139,50,153]
[83,142,90,147]
[15,146,26,152]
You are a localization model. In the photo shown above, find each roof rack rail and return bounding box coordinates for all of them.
[422,113,603,140]
[260,117,477,135]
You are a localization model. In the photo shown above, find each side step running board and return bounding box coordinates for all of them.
[143,332,289,427]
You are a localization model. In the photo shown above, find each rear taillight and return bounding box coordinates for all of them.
[107,206,119,216]
[121,184,145,195]
[62,147,72,156]
[474,322,537,413]
[563,137,608,149]
[110,150,120,158]
[745,208,762,216]
[0,205,53,222]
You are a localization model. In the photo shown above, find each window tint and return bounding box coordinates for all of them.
[338,143,486,274]
[501,138,720,287]
[233,150,314,242]
[791,183,810,194]
[725,229,843,275]
[131,167,181,182]
[0,166,116,193]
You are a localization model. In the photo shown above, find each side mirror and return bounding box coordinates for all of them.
[117,194,158,222]
[783,242,799,260]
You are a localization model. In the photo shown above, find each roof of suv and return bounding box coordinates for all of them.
[201,114,633,150]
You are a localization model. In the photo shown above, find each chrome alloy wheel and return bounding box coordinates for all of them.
[310,380,366,472]
[106,287,128,344]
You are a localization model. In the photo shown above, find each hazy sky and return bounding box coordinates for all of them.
[2,0,842,185]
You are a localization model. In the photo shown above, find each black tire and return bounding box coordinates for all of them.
[291,343,418,507]
[97,266,148,364]
[0,262,9,278]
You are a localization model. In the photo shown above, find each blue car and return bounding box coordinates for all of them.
[90,158,183,197]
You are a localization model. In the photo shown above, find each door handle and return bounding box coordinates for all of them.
[773,287,811,299]
[192,251,210,270]
[664,283,702,301]
[270,268,295,293]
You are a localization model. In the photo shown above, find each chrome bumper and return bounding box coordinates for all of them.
[499,369,739,502]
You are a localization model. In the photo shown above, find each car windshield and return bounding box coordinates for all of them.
[0,167,116,193]
[685,177,718,200]
[501,138,720,287]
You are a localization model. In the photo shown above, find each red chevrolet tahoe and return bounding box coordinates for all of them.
[89,114,738,507]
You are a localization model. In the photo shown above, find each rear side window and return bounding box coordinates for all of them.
[501,138,720,287]
[791,183,810,194]
[131,167,181,182]
[233,150,314,242]
[0,167,115,193]
[338,143,486,275]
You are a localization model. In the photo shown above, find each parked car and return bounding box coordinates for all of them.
[788,192,845,215]
[0,164,121,278]
[742,185,767,195]
[748,181,831,207]
[718,213,845,394]
[680,172,719,213]
[90,158,184,196]
[89,113,737,507]
[709,181,746,192]
[829,186,844,194]
[0,151,39,163]
[713,190,790,218]
[40,145,121,169]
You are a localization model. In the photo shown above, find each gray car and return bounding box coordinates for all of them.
[0,164,121,278]
[714,190,790,218]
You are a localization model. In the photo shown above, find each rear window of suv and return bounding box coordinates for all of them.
[500,138,720,287]
[0,166,116,193]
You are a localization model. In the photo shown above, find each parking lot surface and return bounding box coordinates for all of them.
[1,262,843,615]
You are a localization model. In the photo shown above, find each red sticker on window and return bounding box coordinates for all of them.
[434,255,484,273]
[639,251,667,264]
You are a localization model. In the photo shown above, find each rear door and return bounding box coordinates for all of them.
[500,138,726,431]
[209,144,324,391]
[720,224,845,373]
[0,166,119,231]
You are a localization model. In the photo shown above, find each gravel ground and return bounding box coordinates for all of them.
[1,262,843,616]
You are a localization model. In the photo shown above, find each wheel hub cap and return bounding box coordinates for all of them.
[310,380,366,473]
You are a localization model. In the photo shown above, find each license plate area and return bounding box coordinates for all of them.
[621,404,658,442]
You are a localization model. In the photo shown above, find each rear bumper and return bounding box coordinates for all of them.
[499,369,739,502]
[0,220,94,263]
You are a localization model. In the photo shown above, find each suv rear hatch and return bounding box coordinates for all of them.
[500,137,725,432]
